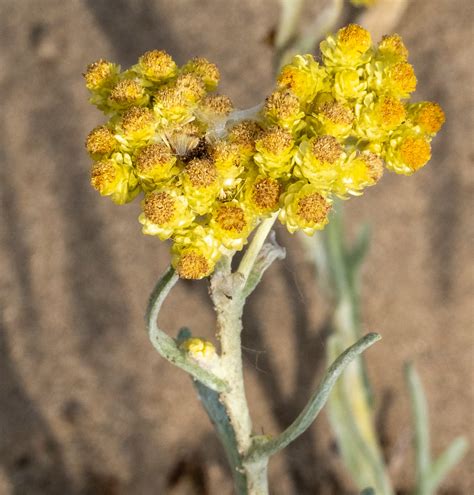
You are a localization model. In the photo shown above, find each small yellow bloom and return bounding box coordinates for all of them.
[244,174,282,216]
[311,94,354,138]
[180,338,217,360]
[384,130,431,175]
[279,181,332,235]
[139,187,194,239]
[182,157,220,214]
[227,120,263,159]
[254,126,295,178]
[196,94,234,126]
[115,106,156,150]
[108,79,149,109]
[172,225,222,279]
[90,156,139,205]
[333,151,383,197]
[333,68,367,101]
[153,86,193,128]
[137,50,177,82]
[134,142,178,190]
[85,125,117,157]
[263,89,305,131]
[377,34,409,62]
[181,57,220,91]
[278,54,327,105]
[294,135,343,189]
[210,201,254,250]
[321,24,372,68]
[84,59,120,91]
[407,102,445,135]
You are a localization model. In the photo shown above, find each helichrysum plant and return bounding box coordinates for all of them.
[84,24,446,494]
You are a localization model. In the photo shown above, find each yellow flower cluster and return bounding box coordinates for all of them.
[84,25,444,279]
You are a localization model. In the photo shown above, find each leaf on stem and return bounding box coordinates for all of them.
[146,266,228,392]
[246,332,381,462]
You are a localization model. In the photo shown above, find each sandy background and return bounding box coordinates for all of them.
[0,0,472,494]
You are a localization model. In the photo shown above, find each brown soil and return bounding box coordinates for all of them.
[0,1,472,494]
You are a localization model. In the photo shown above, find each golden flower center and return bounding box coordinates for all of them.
[177,251,210,279]
[215,205,247,232]
[109,79,145,104]
[297,193,330,223]
[320,101,354,125]
[200,95,233,116]
[121,107,154,133]
[337,24,371,53]
[84,59,114,89]
[86,126,116,155]
[185,158,217,187]
[229,120,263,151]
[311,135,343,163]
[90,160,116,192]
[259,127,293,154]
[136,143,173,172]
[389,63,417,94]
[139,50,176,80]
[416,102,445,134]
[143,192,175,224]
[252,178,281,211]
[264,90,300,120]
[400,137,431,170]
[378,34,408,60]
[377,96,406,128]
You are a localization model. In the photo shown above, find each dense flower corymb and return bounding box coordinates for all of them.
[84,25,444,279]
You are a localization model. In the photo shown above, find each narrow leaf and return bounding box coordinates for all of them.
[146,267,228,392]
[246,333,381,462]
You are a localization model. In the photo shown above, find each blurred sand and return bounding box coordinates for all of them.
[0,0,472,493]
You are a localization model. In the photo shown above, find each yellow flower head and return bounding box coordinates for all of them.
[377,34,409,62]
[311,94,354,137]
[210,140,244,185]
[183,157,220,214]
[333,151,383,197]
[86,126,117,157]
[90,157,139,205]
[245,174,282,216]
[408,102,445,135]
[386,62,417,98]
[321,24,372,68]
[180,338,217,361]
[139,187,194,239]
[175,72,207,104]
[172,225,222,279]
[294,135,343,189]
[254,126,295,178]
[153,86,193,128]
[279,181,332,235]
[385,130,431,175]
[134,142,178,189]
[84,59,119,91]
[108,79,148,109]
[210,201,254,250]
[197,94,234,125]
[181,57,220,91]
[277,54,327,105]
[138,50,177,82]
[263,89,305,130]
[228,120,263,158]
[115,106,156,150]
